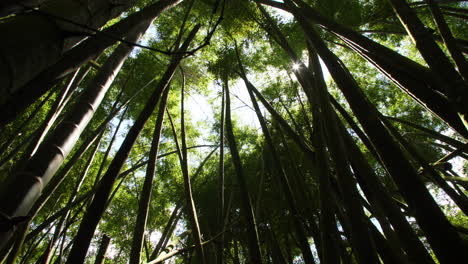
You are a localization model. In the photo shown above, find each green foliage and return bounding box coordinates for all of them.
[2,0,467,263]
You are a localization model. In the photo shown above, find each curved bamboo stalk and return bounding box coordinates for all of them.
[0,22,152,250]
[129,85,169,264]
[64,24,199,264]
[236,47,316,263]
[288,3,468,262]
[224,76,263,263]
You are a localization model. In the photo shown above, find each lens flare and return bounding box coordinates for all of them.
[292,63,301,71]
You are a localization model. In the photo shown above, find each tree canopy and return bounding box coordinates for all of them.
[0,0,467,263]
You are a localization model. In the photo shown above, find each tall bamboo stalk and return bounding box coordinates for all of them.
[224,77,263,263]
[0,0,182,127]
[387,0,468,131]
[129,86,170,264]
[217,77,226,264]
[64,25,199,264]
[288,3,468,262]
[236,48,316,263]
[0,21,153,250]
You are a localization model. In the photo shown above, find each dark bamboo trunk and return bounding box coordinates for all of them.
[0,0,135,101]
[64,25,198,264]
[0,118,112,258]
[424,0,468,81]
[0,0,182,128]
[259,0,468,137]
[92,103,127,187]
[224,79,263,263]
[35,134,102,264]
[382,118,468,215]
[0,0,45,17]
[289,4,468,263]
[385,116,466,148]
[178,67,206,263]
[267,228,287,264]
[1,126,107,262]
[369,220,411,264]
[0,21,151,250]
[237,51,315,262]
[306,53,379,264]
[19,68,84,163]
[387,0,468,131]
[149,202,183,260]
[93,235,110,264]
[217,78,226,264]
[129,87,169,264]
[0,85,55,159]
[336,116,436,264]
[260,5,378,262]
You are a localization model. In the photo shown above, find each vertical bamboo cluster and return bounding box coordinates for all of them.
[0,0,467,263]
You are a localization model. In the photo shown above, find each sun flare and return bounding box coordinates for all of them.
[292,63,301,71]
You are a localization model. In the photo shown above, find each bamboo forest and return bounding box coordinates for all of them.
[1,0,468,263]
